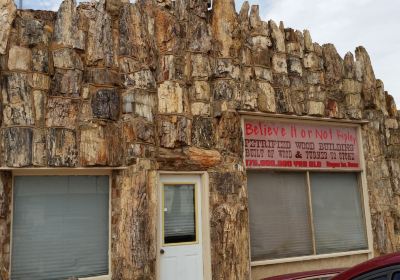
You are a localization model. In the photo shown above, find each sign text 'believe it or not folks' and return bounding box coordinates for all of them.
[244,119,361,170]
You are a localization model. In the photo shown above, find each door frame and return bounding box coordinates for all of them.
[156,171,212,280]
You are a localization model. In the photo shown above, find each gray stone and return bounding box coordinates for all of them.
[192,116,214,149]
[3,127,32,167]
[85,68,120,86]
[51,69,82,96]
[52,48,83,70]
[1,73,34,126]
[158,116,191,148]
[46,98,79,129]
[47,128,78,167]
[91,88,120,120]
[53,0,85,49]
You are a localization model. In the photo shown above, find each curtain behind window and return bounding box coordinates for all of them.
[11,176,109,280]
[248,172,313,260]
[310,173,368,254]
[164,184,196,244]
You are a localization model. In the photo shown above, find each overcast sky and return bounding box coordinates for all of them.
[20,0,400,107]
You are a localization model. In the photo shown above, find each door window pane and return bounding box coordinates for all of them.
[164,184,196,244]
[248,172,313,260]
[11,176,109,280]
[310,173,368,254]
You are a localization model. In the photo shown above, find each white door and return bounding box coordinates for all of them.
[159,174,204,280]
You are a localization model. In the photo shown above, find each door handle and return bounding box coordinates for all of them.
[160,249,165,254]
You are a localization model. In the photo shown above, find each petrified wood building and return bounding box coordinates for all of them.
[0,0,399,279]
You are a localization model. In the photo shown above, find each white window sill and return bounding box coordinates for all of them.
[251,249,371,267]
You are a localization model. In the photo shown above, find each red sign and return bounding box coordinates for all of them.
[244,119,361,170]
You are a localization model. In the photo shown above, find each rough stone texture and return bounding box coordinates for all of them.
[47,128,78,167]
[1,73,34,126]
[0,172,12,280]
[0,0,16,54]
[112,164,157,279]
[3,127,33,167]
[210,171,250,280]
[8,46,32,71]
[0,1,399,279]
[91,88,120,120]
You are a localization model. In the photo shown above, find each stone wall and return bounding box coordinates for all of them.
[0,0,399,279]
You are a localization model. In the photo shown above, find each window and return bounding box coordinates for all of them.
[248,171,368,261]
[163,184,197,244]
[11,176,109,280]
[393,272,400,280]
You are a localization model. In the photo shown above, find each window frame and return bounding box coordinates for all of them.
[161,182,200,247]
[248,170,369,265]
[9,169,113,280]
[240,115,374,267]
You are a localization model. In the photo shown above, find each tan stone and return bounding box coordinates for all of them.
[249,35,272,49]
[269,20,285,52]
[307,85,326,101]
[190,81,211,101]
[345,93,362,108]
[191,54,211,78]
[0,0,16,54]
[133,91,156,122]
[385,119,399,130]
[211,0,238,57]
[33,90,45,126]
[158,81,184,114]
[80,125,108,166]
[191,102,210,116]
[28,73,50,90]
[52,48,83,70]
[307,101,325,116]
[8,46,31,71]
[343,79,362,94]
[32,129,46,166]
[303,52,322,70]
[106,0,129,16]
[46,98,79,129]
[258,82,276,113]
[254,67,273,82]
[303,29,314,52]
[272,53,287,74]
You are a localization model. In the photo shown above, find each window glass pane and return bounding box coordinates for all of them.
[310,173,367,254]
[164,184,196,244]
[370,276,387,280]
[11,176,109,280]
[248,172,313,260]
[393,272,400,280]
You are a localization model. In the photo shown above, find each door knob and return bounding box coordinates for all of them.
[160,249,165,254]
